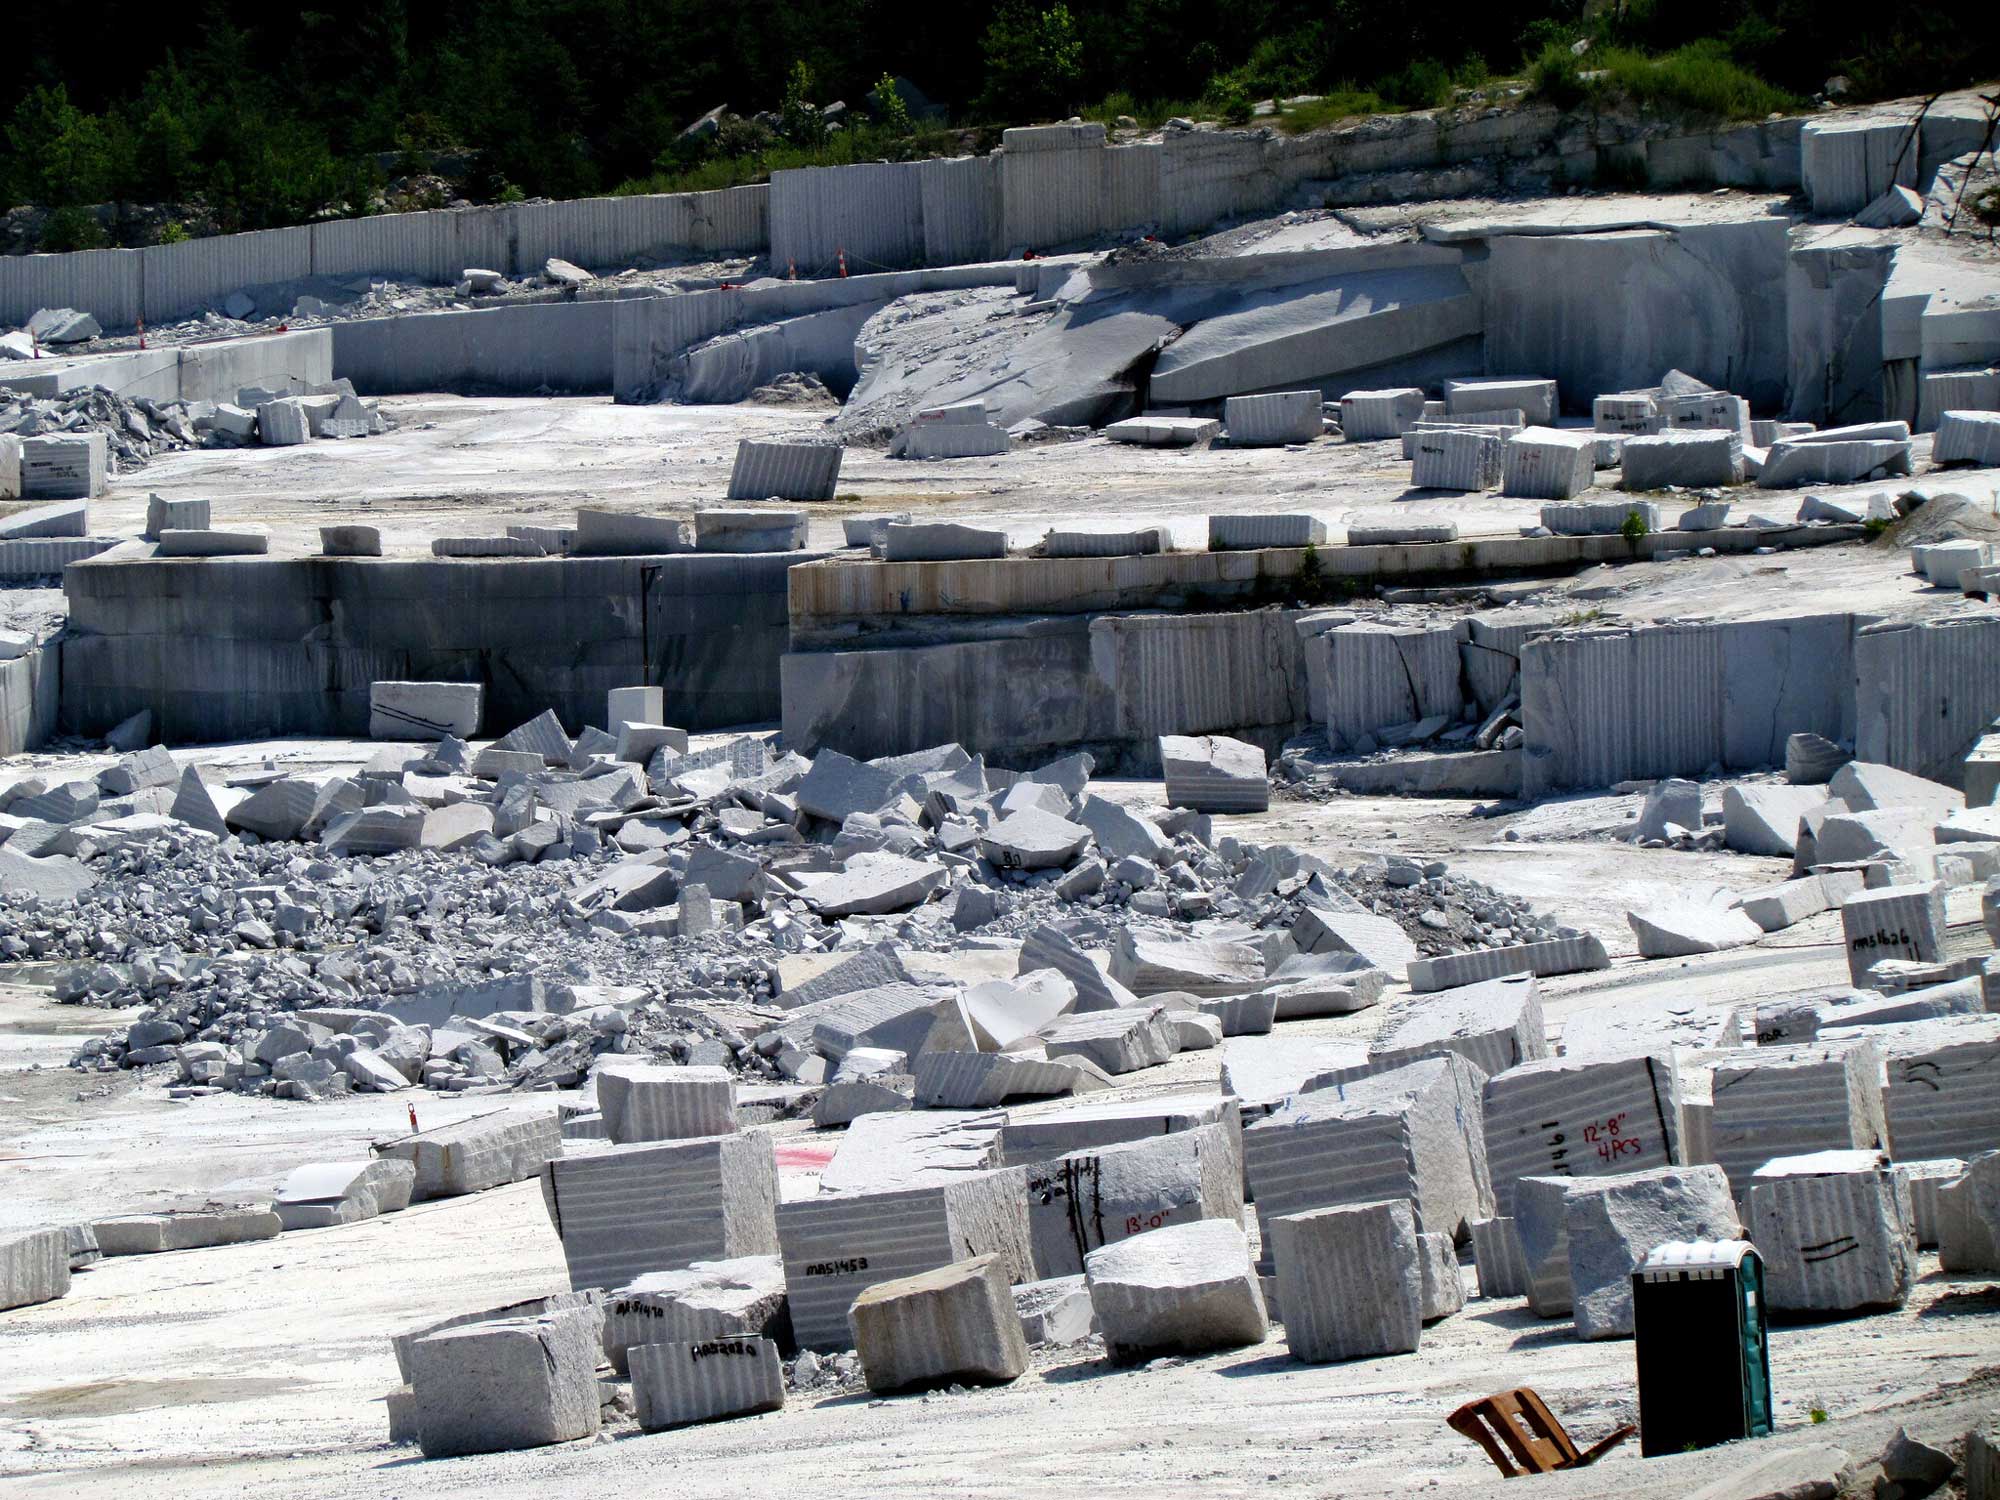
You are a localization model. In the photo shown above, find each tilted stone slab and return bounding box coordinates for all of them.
[850,1254,1028,1392]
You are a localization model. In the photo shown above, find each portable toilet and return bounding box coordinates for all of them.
[1631,1239,1773,1457]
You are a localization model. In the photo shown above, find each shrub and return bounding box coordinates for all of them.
[1530,41,1592,111]
[154,219,190,244]
[40,205,108,252]
[873,73,913,137]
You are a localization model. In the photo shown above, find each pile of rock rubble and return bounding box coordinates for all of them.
[0,706,1566,1103]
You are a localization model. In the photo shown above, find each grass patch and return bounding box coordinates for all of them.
[612,122,960,196]
[1275,90,1393,134]
[1533,39,1801,120]
[1596,42,1802,118]
[1081,93,1203,129]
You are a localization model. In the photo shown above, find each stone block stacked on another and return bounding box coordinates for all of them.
[1082,1218,1268,1363]
[1034,1005,1178,1076]
[595,1062,737,1143]
[390,1292,601,1385]
[1446,377,1557,425]
[0,1229,70,1312]
[1744,1151,1914,1312]
[1016,1120,1243,1280]
[776,1171,1033,1351]
[1707,1039,1887,1200]
[1561,1165,1742,1339]
[993,1094,1237,1166]
[541,1133,776,1292]
[143,493,209,540]
[408,1305,601,1458]
[1159,733,1268,813]
[1362,971,1546,1078]
[600,1255,789,1375]
[630,1336,785,1430]
[849,1254,1028,1392]
[1272,1199,1423,1361]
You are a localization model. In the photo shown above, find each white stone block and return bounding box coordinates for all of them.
[409,1307,601,1458]
[1206,514,1327,550]
[629,1336,784,1430]
[1159,733,1267,813]
[1708,1040,1887,1200]
[1446,377,1556,425]
[1502,427,1596,500]
[1937,1151,2000,1272]
[1620,429,1743,489]
[1272,1199,1422,1361]
[1339,388,1426,441]
[850,1254,1028,1391]
[1840,881,1946,985]
[1411,427,1502,490]
[1016,1120,1242,1279]
[0,1229,69,1311]
[540,1132,777,1292]
[1083,1219,1268,1363]
[1225,390,1323,446]
[1562,1165,1741,1339]
[1745,1153,1913,1312]
[1481,1053,1680,1216]
[595,1062,736,1143]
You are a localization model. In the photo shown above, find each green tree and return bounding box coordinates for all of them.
[980,2,1085,119]
[5,85,121,205]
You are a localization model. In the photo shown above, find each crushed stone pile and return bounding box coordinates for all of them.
[0,717,1567,1104]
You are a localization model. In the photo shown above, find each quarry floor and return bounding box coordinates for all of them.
[86,392,1990,567]
[4,767,1998,1500]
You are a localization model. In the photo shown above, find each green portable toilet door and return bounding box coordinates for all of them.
[1740,1255,1773,1438]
